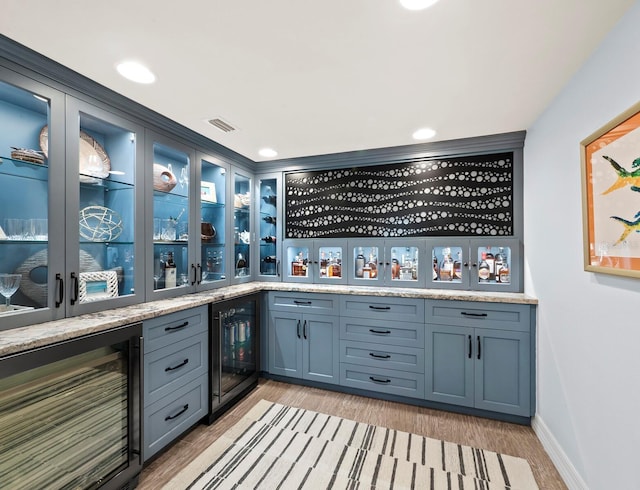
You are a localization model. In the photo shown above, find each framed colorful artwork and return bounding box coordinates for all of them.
[581,100,640,278]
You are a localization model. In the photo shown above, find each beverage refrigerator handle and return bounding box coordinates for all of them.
[218,314,223,405]
[135,335,144,465]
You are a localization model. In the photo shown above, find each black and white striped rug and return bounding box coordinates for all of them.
[163,400,538,490]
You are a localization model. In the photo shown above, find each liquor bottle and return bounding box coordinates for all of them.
[355,247,365,278]
[453,251,462,280]
[262,195,277,206]
[331,252,342,278]
[432,256,438,280]
[391,253,400,280]
[368,252,378,279]
[165,251,177,288]
[263,216,277,224]
[261,235,277,243]
[236,253,247,276]
[494,247,505,283]
[320,251,327,277]
[498,257,510,284]
[439,248,454,281]
[485,247,495,281]
[478,252,490,283]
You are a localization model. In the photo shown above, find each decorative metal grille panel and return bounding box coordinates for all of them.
[285,152,513,238]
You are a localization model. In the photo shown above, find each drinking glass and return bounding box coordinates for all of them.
[0,274,21,307]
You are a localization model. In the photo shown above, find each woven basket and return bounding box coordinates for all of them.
[10,148,45,165]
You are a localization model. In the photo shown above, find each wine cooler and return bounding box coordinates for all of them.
[209,294,259,423]
[0,324,142,489]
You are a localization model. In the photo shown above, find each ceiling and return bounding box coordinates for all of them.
[0,1,634,162]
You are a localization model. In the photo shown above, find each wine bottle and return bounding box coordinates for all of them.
[263,255,277,263]
[165,251,177,288]
[355,247,365,278]
[236,253,247,276]
[262,195,277,205]
[261,235,277,243]
[263,216,276,224]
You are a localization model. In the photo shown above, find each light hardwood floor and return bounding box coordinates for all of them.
[138,379,566,489]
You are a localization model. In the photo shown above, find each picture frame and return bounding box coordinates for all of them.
[581,100,640,278]
[201,181,217,203]
[78,270,119,303]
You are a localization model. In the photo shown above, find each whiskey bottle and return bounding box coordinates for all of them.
[391,252,400,280]
[453,251,462,280]
[498,257,510,284]
[165,251,177,288]
[439,248,454,281]
[368,252,378,279]
[485,247,495,281]
[494,247,505,283]
[478,252,490,283]
[432,256,439,280]
[320,251,327,277]
[355,247,365,278]
[332,252,342,278]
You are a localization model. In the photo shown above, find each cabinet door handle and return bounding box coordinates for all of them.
[165,321,189,332]
[461,312,488,318]
[191,264,197,285]
[294,300,312,305]
[296,320,301,339]
[369,352,391,359]
[197,263,202,285]
[165,404,189,421]
[55,273,64,308]
[468,335,472,359]
[369,376,391,384]
[477,336,481,360]
[369,305,391,311]
[369,328,391,335]
[277,259,281,277]
[69,272,79,305]
[303,320,308,339]
[165,358,189,371]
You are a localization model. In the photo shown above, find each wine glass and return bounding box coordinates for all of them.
[179,167,189,190]
[0,274,21,308]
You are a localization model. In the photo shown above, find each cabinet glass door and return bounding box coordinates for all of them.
[317,244,344,282]
[200,155,227,287]
[388,243,422,286]
[349,240,381,284]
[471,239,520,292]
[0,77,64,329]
[233,171,252,280]
[68,100,144,312]
[284,241,311,282]
[427,240,470,290]
[258,176,279,279]
[150,139,191,295]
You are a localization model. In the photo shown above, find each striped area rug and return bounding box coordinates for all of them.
[163,400,539,490]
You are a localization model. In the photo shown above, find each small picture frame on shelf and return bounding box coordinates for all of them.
[78,270,119,303]
[201,181,217,203]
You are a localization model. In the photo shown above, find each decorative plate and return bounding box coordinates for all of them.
[39,125,111,179]
[79,205,124,242]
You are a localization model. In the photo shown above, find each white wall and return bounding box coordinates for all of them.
[524,2,640,488]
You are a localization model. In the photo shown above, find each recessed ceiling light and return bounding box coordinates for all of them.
[116,61,156,84]
[259,148,278,158]
[399,0,440,11]
[412,128,437,140]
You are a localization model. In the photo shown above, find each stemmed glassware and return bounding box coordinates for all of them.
[179,167,189,190]
[0,273,21,308]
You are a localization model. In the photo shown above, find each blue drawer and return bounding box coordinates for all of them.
[143,306,208,353]
[425,300,531,332]
[269,292,339,313]
[340,340,424,373]
[340,363,425,399]
[340,317,424,348]
[340,296,424,323]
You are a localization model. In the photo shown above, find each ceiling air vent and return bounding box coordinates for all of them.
[207,118,236,133]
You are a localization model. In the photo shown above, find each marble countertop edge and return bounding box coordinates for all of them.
[0,282,537,358]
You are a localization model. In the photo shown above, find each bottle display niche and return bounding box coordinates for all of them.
[348,240,423,287]
[200,156,227,285]
[282,240,346,283]
[259,175,278,279]
[233,172,252,280]
[152,141,189,292]
[0,80,52,317]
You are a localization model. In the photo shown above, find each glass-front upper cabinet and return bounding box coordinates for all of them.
[199,152,228,288]
[66,97,145,314]
[348,239,425,288]
[145,132,194,299]
[232,169,252,282]
[256,174,280,281]
[283,239,347,284]
[0,74,65,330]
[426,238,521,292]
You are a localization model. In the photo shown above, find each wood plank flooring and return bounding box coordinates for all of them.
[137,379,566,489]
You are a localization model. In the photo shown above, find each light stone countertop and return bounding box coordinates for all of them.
[0,282,537,358]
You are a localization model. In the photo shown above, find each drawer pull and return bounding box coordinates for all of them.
[369,376,391,384]
[369,352,391,359]
[294,300,312,305]
[165,321,189,332]
[369,328,391,335]
[461,312,488,318]
[369,305,391,311]
[165,358,189,371]
[165,404,189,421]
[468,335,472,359]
